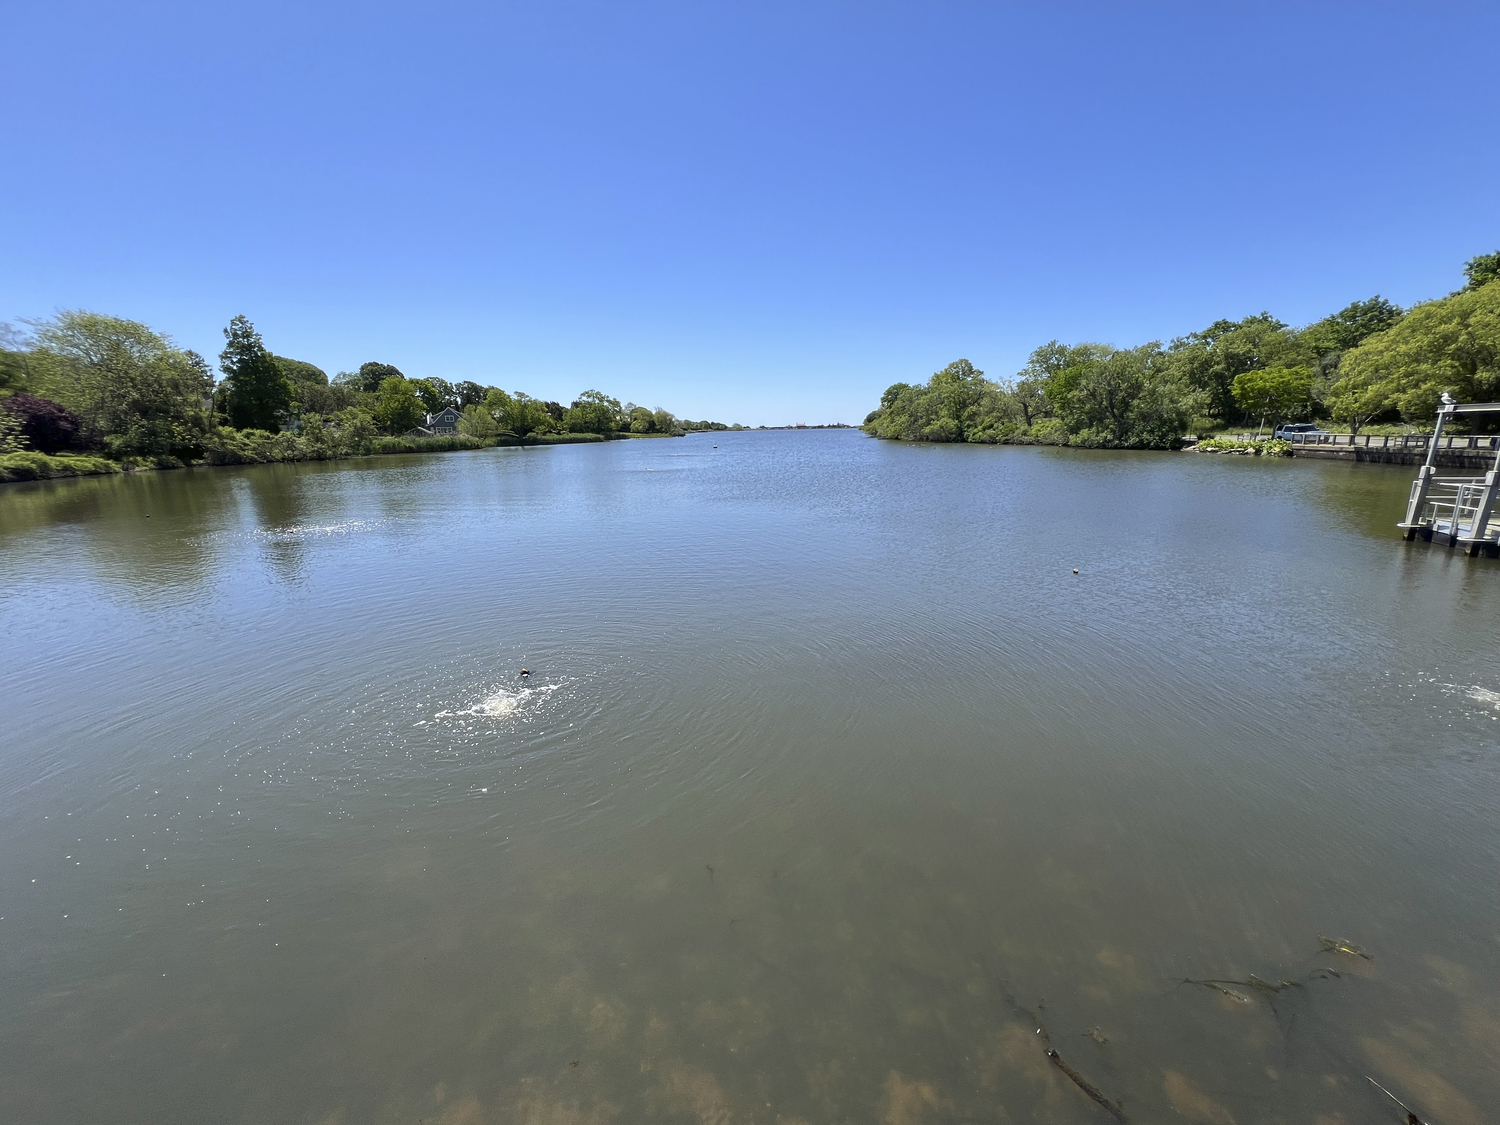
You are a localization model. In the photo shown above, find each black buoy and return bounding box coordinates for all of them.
[519,668,530,677]
[1072,568,1079,574]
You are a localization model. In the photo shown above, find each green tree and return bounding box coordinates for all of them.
[272,355,328,389]
[339,361,405,394]
[454,380,488,407]
[1300,297,1404,355]
[457,403,499,438]
[372,377,425,433]
[565,389,623,434]
[1044,344,1187,448]
[1231,365,1315,429]
[1464,250,1500,292]
[0,404,26,452]
[1163,314,1308,423]
[628,406,656,432]
[487,389,553,438]
[30,310,211,455]
[220,315,293,432]
[1334,282,1500,426]
[410,378,446,414]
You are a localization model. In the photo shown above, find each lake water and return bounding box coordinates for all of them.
[2,431,1497,1124]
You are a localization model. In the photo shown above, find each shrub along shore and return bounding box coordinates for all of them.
[0,312,742,484]
[863,251,1500,449]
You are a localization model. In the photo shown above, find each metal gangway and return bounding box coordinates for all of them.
[1399,399,1500,555]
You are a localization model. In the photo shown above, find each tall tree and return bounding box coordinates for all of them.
[220,315,292,432]
[1231,366,1314,429]
[565,389,623,434]
[1463,250,1500,292]
[1163,314,1307,423]
[454,380,488,407]
[31,310,210,454]
[1300,297,1404,354]
[372,377,425,433]
[410,378,446,414]
[336,361,406,394]
[1334,283,1500,426]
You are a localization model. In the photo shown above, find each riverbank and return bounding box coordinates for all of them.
[0,431,626,485]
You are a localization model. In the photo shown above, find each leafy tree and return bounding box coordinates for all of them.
[628,406,656,432]
[31,310,211,455]
[1231,366,1315,429]
[1334,282,1500,426]
[425,377,456,409]
[454,380,488,407]
[1163,314,1308,423]
[1,393,81,452]
[457,403,499,438]
[565,389,623,434]
[1044,344,1187,448]
[298,382,361,416]
[1326,370,1397,437]
[1300,297,1404,355]
[333,407,379,454]
[410,378,446,414]
[486,388,553,438]
[340,361,405,394]
[1464,250,1500,292]
[0,403,26,452]
[272,355,328,388]
[372,376,425,434]
[220,315,293,432]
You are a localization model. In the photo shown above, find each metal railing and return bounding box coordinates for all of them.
[1414,478,1493,535]
[1286,432,1500,450]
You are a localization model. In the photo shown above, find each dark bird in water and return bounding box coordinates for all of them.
[519,668,530,677]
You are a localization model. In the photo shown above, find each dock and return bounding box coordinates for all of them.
[1396,401,1500,556]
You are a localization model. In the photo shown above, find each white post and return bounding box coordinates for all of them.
[1401,405,1453,537]
[1461,442,1500,555]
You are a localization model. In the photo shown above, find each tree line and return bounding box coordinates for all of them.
[0,311,742,468]
[863,251,1500,449]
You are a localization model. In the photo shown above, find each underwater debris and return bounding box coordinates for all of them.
[1183,978,1253,1004]
[705,864,714,881]
[1319,935,1373,960]
[1084,1026,1109,1045]
[1245,974,1301,997]
[1366,1075,1427,1124]
[1046,1049,1128,1122]
[993,981,1127,1122]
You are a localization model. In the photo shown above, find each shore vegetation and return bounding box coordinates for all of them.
[0,312,744,483]
[864,252,1500,448]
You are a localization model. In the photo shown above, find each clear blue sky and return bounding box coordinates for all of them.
[4,2,1498,425]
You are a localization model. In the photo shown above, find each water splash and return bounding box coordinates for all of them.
[1465,685,1500,709]
[434,681,564,721]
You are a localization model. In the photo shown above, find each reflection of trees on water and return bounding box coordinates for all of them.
[0,469,239,592]
[238,463,318,583]
[1307,460,1417,539]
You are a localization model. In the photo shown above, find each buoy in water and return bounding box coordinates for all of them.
[1072,568,1079,574]
[519,668,530,677]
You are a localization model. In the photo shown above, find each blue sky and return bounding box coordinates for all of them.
[3,1,1498,425]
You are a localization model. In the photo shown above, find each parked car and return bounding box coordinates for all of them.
[1273,422,1331,439]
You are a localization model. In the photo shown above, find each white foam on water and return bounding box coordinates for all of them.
[258,519,382,542]
[1465,685,1500,709]
[434,681,564,721]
